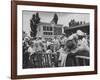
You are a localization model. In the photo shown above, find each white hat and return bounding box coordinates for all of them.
[24,36,29,40]
[76,30,84,36]
[68,35,74,40]
[68,33,78,40]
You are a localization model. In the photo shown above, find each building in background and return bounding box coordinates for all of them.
[36,22,63,40]
[64,23,89,37]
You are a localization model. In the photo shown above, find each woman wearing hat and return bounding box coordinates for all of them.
[65,33,78,66]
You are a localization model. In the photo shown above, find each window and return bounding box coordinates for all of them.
[47,27,49,31]
[43,32,53,35]
[43,25,53,31]
[43,26,46,31]
[50,27,52,31]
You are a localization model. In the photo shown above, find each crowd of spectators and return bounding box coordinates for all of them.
[23,30,90,68]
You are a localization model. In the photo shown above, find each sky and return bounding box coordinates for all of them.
[22,10,90,34]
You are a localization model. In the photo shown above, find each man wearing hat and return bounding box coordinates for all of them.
[65,30,89,66]
[67,30,89,54]
[76,30,89,53]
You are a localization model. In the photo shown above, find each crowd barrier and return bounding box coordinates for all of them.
[29,52,89,68]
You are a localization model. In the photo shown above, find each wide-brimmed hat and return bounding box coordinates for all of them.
[68,33,78,40]
[76,30,84,36]
[68,35,73,40]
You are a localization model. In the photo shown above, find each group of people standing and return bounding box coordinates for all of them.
[23,30,90,68]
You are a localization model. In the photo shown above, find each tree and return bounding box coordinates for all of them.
[30,12,40,37]
[35,12,40,24]
[51,13,58,24]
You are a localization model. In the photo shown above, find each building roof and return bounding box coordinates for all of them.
[38,22,63,27]
[64,23,89,30]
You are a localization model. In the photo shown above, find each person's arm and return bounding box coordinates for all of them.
[71,44,90,54]
[78,44,90,52]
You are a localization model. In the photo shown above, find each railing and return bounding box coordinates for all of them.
[75,55,90,66]
[30,52,59,68]
[26,52,90,68]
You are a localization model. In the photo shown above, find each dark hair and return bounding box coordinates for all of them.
[66,40,77,50]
